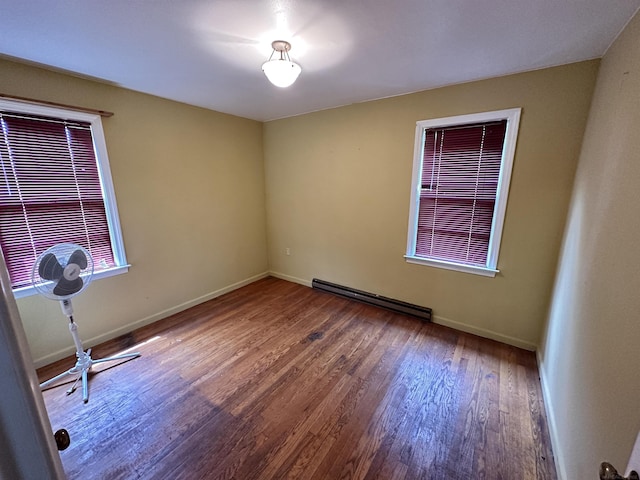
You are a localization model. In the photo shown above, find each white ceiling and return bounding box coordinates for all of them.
[1,0,639,121]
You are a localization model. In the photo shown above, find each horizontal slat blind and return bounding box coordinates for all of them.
[0,111,115,288]
[416,120,507,266]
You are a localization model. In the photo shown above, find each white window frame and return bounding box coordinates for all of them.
[0,98,129,298]
[405,108,521,277]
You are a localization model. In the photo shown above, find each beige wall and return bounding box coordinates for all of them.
[539,10,640,480]
[264,61,598,349]
[0,59,268,365]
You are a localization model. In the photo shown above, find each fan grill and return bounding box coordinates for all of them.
[32,243,94,300]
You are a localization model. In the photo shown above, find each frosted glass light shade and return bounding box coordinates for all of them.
[262,59,302,88]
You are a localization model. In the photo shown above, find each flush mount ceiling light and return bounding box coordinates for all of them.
[262,40,302,88]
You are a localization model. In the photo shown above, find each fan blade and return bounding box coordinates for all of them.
[67,249,88,270]
[39,253,64,281]
[53,277,84,297]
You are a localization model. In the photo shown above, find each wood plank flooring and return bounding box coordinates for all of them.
[37,277,557,479]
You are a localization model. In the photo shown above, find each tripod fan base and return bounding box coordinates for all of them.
[40,349,141,404]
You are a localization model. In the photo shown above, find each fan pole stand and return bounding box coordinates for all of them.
[40,309,140,404]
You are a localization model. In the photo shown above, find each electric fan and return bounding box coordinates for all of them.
[34,243,140,403]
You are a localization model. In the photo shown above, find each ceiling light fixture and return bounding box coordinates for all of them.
[262,40,302,88]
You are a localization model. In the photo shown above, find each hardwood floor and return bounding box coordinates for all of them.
[37,277,557,479]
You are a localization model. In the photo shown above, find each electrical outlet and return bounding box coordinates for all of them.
[285,248,291,256]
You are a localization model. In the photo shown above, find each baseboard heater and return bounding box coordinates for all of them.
[311,278,431,322]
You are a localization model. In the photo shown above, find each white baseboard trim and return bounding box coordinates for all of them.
[269,273,537,350]
[536,351,566,480]
[433,314,538,351]
[268,270,312,287]
[35,271,537,365]
[34,271,270,368]
[268,273,537,351]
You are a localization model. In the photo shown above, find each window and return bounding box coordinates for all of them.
[0,99,128,297]
[406,109,521,277]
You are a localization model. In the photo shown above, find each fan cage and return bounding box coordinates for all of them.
[31,243,95,300]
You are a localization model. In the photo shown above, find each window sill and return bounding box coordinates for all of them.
[404,255,498,277]
[12,264,130,299]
